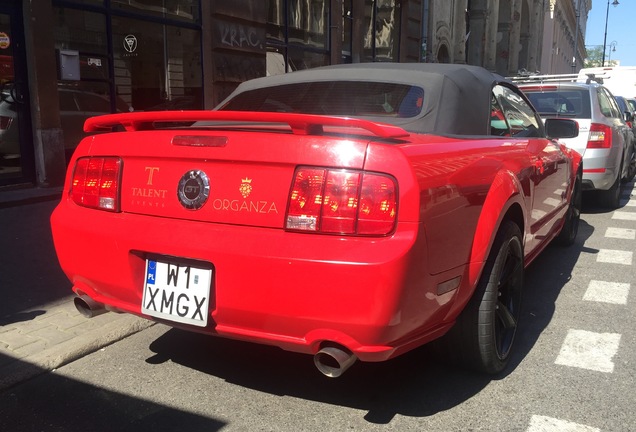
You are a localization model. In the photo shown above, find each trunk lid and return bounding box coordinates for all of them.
[79,111,409,229]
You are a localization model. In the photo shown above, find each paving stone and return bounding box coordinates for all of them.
[27,327,75,346]
[0,329,40,350]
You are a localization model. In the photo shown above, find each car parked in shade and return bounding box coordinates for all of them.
[51,63,582,378]
[514,74,636,208]
[0,87,129,163]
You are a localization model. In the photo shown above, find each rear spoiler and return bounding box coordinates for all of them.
[83,110,410,139]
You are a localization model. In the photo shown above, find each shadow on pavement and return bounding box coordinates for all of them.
[0,353,226,432]
[143,216,593,425]
[0,200,72,319]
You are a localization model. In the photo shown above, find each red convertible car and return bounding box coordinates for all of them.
[51,63,582,378]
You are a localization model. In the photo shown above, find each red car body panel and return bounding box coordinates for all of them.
[50,65,582,368]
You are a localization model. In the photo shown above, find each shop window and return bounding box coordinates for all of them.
[111,0,200,23]
[52,4,202,160]
[112,16,202,111]
[54,8,108,54]
[342,0,352,62]
[288,0,327,49]
[266,0,329,75]
[59,0,104,5]
[287,46,328,72]
[267,0,285,43]
[364,0,400,62]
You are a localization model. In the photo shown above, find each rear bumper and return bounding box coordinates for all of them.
[51,200,459,362]
[581,168,618,191]
[582,148,619,191]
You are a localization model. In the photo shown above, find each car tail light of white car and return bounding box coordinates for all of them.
[286,167,398,236]
[587,123,612,149]
[70,156,122,212]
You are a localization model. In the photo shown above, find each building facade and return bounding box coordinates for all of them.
[0,0,590,189]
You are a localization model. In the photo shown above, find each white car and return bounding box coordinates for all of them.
[515,75,636,208]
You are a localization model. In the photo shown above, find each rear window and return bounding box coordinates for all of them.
[219,81,425,118]
[524,89,591,119]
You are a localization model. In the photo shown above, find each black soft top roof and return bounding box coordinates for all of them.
[218,63,510,136]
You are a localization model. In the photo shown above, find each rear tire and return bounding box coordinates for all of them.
[598,166,622,209]
[623,151,636,183]
[447,221,524,374]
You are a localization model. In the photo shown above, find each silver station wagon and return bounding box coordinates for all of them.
[514,74,636,209]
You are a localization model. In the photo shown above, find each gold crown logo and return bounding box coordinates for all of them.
[239,177,253,198]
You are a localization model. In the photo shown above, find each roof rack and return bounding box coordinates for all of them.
[508,73,604,85]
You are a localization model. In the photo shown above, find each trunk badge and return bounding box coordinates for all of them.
[178,170,210,210]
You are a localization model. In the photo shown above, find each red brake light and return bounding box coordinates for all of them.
[519,85,558,92]
[286,167,397,235]
[71,157,122,211]
[358,174,398,234]
[587,123,612,149]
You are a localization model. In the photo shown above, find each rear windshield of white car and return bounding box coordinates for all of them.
[524,89,592,119]
[219,81,425,118]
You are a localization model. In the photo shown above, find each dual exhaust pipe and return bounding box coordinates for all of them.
[73,294,108,318]
[73,293,358,377]
[313,345,358,378]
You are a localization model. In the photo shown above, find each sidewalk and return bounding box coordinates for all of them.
[0,186,155,391]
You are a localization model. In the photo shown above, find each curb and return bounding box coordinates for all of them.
[0,187,63,209]
[0,313,155,391]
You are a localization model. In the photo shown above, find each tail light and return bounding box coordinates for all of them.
[286,167,397,235]
[70,156,122,211]
[586,123,612,149]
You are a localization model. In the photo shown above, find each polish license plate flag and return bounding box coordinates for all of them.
[142,259,212,327]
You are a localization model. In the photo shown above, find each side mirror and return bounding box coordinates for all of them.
[624,111,634,123]
[545,118,579,139]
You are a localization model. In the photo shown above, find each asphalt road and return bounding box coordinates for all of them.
[1,187,634,431]
[0,199,72,321]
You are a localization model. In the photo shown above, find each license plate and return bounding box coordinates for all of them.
[142,258,212,327]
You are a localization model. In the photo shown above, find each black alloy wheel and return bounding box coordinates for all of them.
[623,151,636,183]
[599,163,622,209]
[448,221,524,374]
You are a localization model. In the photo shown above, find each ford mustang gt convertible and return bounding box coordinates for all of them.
[51,63,582,378]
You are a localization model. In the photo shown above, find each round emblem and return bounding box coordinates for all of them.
[177,170,210,210]
[123,35,138,53]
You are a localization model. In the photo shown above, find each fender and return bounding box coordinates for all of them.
[445,169,527,320]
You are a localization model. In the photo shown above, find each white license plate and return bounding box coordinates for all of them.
[142,258,212,327]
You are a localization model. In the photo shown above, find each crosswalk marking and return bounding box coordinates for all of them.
[604,227,636,239]
[583,280,630,304]
[612,211,636,221]
[543,197,561,207]
[527,415,599,432]
[555,329,621,373]
[596,249,633,265]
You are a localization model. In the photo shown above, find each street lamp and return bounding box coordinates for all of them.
[608,41,617,65]
[602,0,619,67]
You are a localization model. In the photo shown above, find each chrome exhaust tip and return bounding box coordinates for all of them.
[313,345,357,378]
[73,294,108,318]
